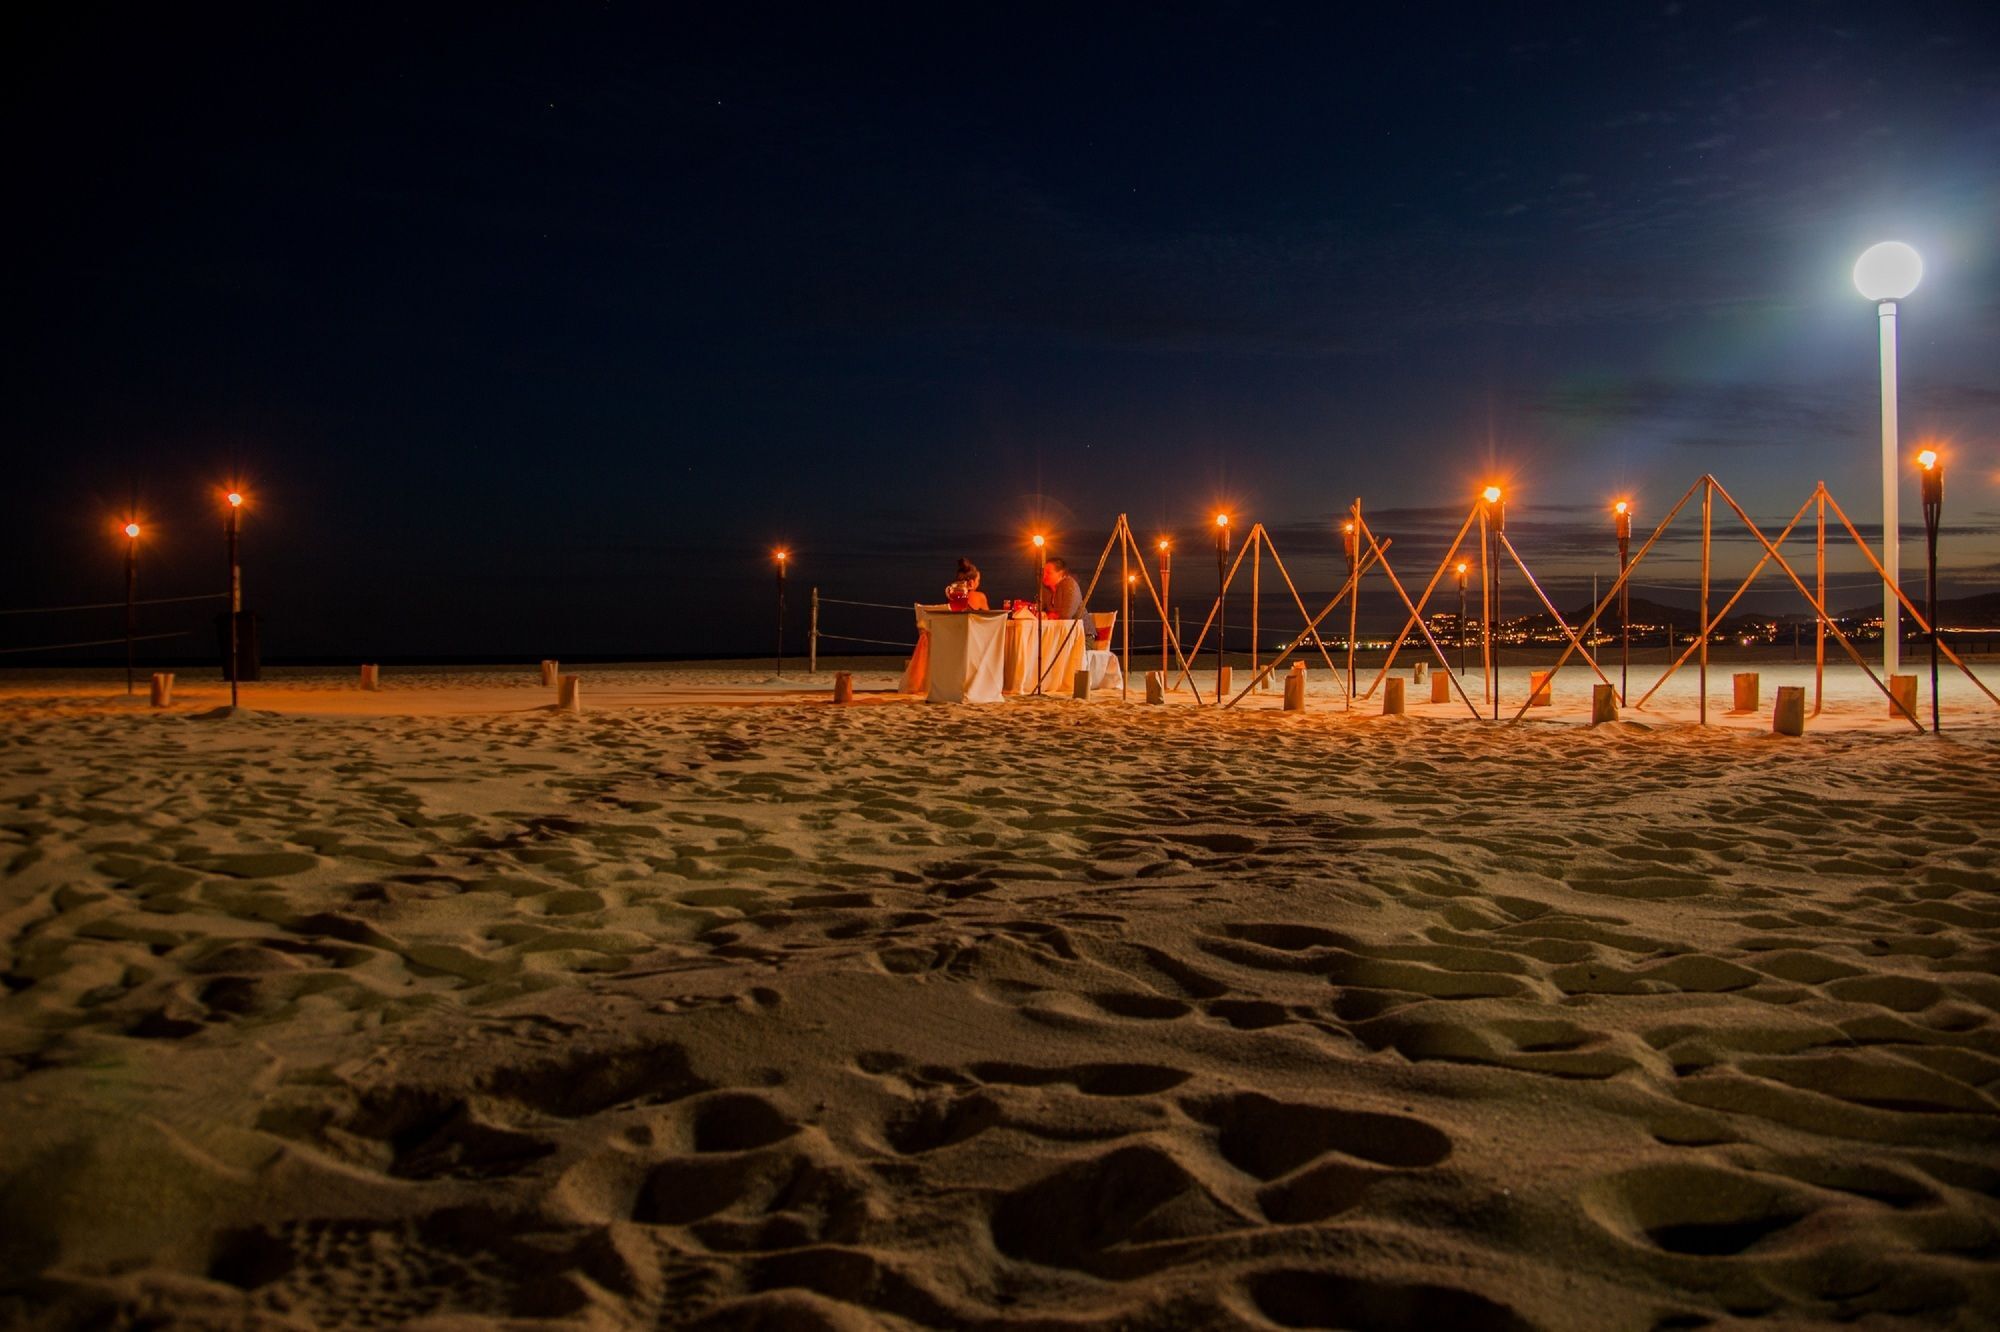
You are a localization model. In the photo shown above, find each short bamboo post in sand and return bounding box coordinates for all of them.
[1430,672,1451,704]
[558,674,582,713]
[833,671,853,704]
[150,672,174,707]
[1528,670,1553,707]
[1773,686,1805,736]
[1072,669,1091,700]
[1383,677,1406,715]
[1283,666,1306,712]
[360,664,380,691]
[1146,670,1166,705]
[1412,660,1428,683]
[541,660,559,687]
[1216,665,1231,698]
[1731,673,1759,713]
[1591,683,1618,725]
[1888,675,1917,721]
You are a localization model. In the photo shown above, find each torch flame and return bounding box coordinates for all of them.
[123,522,141,539]
[1918,449,1938,470]
[1482,486,1502,504]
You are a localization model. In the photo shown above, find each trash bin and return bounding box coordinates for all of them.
[215,610,262,682]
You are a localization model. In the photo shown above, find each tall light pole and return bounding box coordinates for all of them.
[122,522,141,695]
[1854,241,1923,675]
[1614,499,1632,703]
[774,550,788,677]
[1919,449,1942,733]
[225,490,244,709]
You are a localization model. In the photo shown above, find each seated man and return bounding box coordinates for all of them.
[1038,557,1090,632]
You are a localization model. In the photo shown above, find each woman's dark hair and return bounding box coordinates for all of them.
[955,558,980,581]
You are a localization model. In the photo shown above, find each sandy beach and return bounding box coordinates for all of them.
[3,662,1997,1329]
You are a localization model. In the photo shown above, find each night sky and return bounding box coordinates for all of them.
[6,2,1997,661]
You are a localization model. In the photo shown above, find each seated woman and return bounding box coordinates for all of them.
[944,558,991,611]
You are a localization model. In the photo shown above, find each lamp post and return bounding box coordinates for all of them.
[1614,499,1632,703]
[1919,449,1942,733]
[224,490,244,709]
[1157,537,1171,682]
[1483,486,1503,720]
[122,522,141,695]
[1031,533,1046,696]
[1214,514,1230,692]
[1854,241,1923,675]
[774,550,788,677]
[1455,561,1468,676]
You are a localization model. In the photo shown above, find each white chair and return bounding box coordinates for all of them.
[1084,611,1123,692]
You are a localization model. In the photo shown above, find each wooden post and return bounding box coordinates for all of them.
[1888,675,1917,721]
[558,675,582,713]
[1382,676,1405,715]
[1347,503,1361,707]
[360,664,380,691]
[1430,672,1451,704]
[1478,505,1493,711]
[1591,682,1618,725]
[150,672,174,708]
[833,671,853,704]
[810,587,819,674]
[1072,668,1091,701]
[1412,660,1427,683]
[1773,686,1806,736]
[1146,670,1166,705]
[1699,478,1712,725]
[1283,666,1305,711]
[541,659,559,687]
[1732,673,1759,713]
[1215,665,1232,698]
[1528,670,1553,706]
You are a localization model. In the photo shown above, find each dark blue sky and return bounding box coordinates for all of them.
[5,2,1996,659]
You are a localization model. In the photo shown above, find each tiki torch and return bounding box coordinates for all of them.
[1614,499,1632,703]
[1919,449,1942,733]
[225,490,244,709]
[1483,486,1503,719]
[1157,537,1172,681]
[1031,533,1046,695]
[1455,560,1468,677]
[774,550,789,677]
[1342,519,1359,694]
[1214,514,1230,690]
[122,521,141,695]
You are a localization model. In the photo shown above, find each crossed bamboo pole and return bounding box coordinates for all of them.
[1219,536,1389,708]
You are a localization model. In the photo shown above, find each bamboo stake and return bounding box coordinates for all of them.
[1632,490,1814,712]
[1508,476,1707,723]
[1478,505,1493,711]
[1495,531,1614,691]
[1815,486,1826,716]
[1259,531,1348,687]
[1173,528,1259,701]
[1219,541,1389,708]
[1823,491,2000,711]
[1357,517,1483,718]
[1707,481,1923,731]
[1251,528,1261,690]
[1346,500,1360,706]
[1116,517,1205,705]
[1699,478,1712,725]
[1358,502,1480,701]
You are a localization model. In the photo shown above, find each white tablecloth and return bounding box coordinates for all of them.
[923,610,1008,703]
[1003,618,1088,695]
